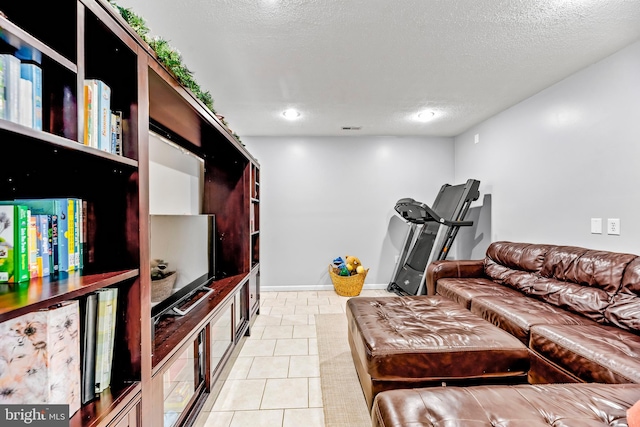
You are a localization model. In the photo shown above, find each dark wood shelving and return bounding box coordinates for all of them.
[70,383,140,427]
[152,273,249,369]
[0,121,139,168]
[0,269,139,322]
[3,2,259,425]
[0,14,77,72]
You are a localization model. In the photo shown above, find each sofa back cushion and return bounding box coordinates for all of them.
[484,242,549,293]
[484,242,638,324]
[605,257,640,332]
[485,242,549,274]
[539,246,635,294]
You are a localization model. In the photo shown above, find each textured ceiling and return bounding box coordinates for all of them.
[116,0,640,137]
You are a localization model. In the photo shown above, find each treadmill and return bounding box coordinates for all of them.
[387,179,480,296]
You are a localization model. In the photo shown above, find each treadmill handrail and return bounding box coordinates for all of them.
[395,199,473,227]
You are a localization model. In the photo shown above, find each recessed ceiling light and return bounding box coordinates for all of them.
[416,111,436,122]
[282,108,301,120]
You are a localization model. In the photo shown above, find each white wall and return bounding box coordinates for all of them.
[454,40,640,254]
[242,136,454,289]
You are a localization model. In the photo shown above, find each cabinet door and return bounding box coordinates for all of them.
[155,330,206,427]
[234,283,249,339]
[111,401,141,427]
[249,270,260,316]
[210,302,233,380]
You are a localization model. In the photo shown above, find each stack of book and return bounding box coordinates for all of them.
[83,79,123,155]
[0,198,88,283]
[80,288,119,404]
[0,53,42,130]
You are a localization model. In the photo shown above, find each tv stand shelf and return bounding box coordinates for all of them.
[0,270,139,322]
[70,383,141,427]
[152,273,250,368]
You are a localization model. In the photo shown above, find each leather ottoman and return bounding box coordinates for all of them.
[346,296,529,407]
[372,383,640,427]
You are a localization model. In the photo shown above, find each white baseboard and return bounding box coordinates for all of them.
[262,283,388,292]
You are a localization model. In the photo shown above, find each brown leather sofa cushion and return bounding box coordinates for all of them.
[346,296,529,380]
[607,257,640,332]
[426,259,485,295]
[539,246,636,293]
[436,277,522,309]
[470,294,594,345]
[485,241,550,273]
[372,383,640,427]
[530,323,640,384]
[482,243,638,324]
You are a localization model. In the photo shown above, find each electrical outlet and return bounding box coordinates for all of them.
[607,218,620,235]
[474,134,480,144]
[394,255,400,264]
[591,218,602,234]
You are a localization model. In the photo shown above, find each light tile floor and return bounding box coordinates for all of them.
[193,289,391,427]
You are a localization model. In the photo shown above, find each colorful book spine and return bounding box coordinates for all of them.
[80,200,87,270]
[85,79,111,152]
[18,78,33,127]
[94,288,116,393]
[27,212,38,277]
[0,58,5,120]
[0,204,30,283]
[17,199,69,272]
[1,54,20,124]
[20,62,43,130]
[111,110,123,155]
[83,83,93,146]
[73,199,81,270]
[67,199,76,272]
[36,214,50,277]
[86,202,96,265]
[50,214,59,274]
[102,288,118,391]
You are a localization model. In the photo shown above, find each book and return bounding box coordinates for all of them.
[0,300,82,416]
[83,82,93,146]
[20,62,43,130]
[16,199,70,272]
[36,214,50,277]
[102,288,118,391]
[0,57,5,120]
[0,204,29,283]
[50,214,59,274]
[67,198,80,272]
[1,54,20,124]
[79,199,85,270]
[80,293,98,404]
[111,110,123,155]
[86,201,96,265]
[94,288,117,393]
[27,212,38,277]
[18,78,33,127]
[85,79,111,152]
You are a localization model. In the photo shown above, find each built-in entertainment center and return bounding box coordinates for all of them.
[0,2,260,426]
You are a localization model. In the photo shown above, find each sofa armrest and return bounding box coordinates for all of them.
[426,260,486,295]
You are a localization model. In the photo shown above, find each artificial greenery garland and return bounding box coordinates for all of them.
[110,2,242,143]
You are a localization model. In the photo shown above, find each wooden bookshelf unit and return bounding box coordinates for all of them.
[0,2,260,426]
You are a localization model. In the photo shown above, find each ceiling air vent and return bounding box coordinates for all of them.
[341,126,362,130]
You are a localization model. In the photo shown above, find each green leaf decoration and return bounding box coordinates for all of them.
[110,1,243,145]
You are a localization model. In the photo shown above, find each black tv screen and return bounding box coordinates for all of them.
[150,214,216,319]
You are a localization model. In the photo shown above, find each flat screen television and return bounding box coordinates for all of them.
[150,214,217,322]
